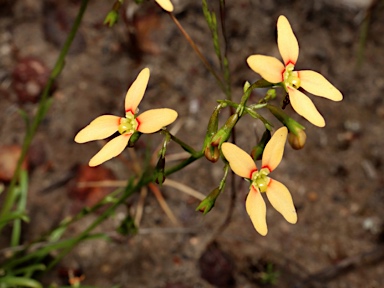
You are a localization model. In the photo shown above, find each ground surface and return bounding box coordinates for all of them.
[1,0,384,287]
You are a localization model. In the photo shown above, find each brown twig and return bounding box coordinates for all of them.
[148,183,179,225]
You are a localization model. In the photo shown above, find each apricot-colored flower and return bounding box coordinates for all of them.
[221,127,297,236]
[247,15,343,127]
[155,0,174,12]
[75,68,178,167]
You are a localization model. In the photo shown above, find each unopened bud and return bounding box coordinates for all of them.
[104,1,122,27]
[203,106,220,147]
[204,145,220,163]
[243,81,251,93]
[251,129,271,160]
[210,113,239,147]
[266,88,276,100]
[116,214,137,236]
[196,187,221,215]
[288,129,306,150]
[104,10,119,27]
[267,104,306,148]
[128,131,142,147]
[154,156,166,184]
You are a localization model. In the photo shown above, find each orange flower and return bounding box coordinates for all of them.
[247,16,343,127]
[75,68,178,167]
[221,127,297,235]
[155,0,174,12]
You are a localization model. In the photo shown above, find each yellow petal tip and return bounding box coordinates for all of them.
[155,0,174,12]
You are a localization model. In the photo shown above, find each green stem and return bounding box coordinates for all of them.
[3,144,203,271]
[11,170,28,247]
[169,13,227,94]
[164,130,199,157]
[45,149,204,270]
[164,154,203,176]
[0,0,89,232]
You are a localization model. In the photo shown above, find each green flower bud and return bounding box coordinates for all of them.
[288,129,306,150]
[243,81,251,93]
[196,187,221,215]
[251,129,271,161]
[116,214,137,236]
[210,113,239,147]
[204,145,220,163]
[268,104,306,149]
[154,156,166,184]
[128,131,142,147]
[104,10,119,27]
[203,106,220,146]
[266,88,276,100]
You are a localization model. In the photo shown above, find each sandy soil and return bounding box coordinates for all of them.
[1,0,384,287]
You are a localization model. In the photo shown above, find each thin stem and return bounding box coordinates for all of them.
[164,129,199,156]
[0,0,89,232]
[164,153,204,177]
[218,0,231,100]
[169,13,226,93]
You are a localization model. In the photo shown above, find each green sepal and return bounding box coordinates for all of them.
[251,129,271,161]
[116,214,137,236]
[210,113,239,147]
[154,156,166,185]
[128,131,142,147]
[196,187,221,215]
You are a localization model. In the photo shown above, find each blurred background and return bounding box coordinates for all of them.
[0,0,384,287]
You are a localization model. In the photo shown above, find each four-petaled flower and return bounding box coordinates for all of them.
[247,15,343,127]
[75,68,178,167]
[155,0,174,12]
[221,127,297,236]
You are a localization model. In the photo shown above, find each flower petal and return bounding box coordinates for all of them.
[125,68,150,113]
[155,0,174,12]
[136,108,178,133]
[247,55,284,83]
[246,186,268,236]
[298,70,343,101]
[277,15,299,66]
[221,142,257,179]
[266,178,297,224]
[261,126,287,172]
[288,87,325,127]
[89,134,131,167]
[74,115,120,143]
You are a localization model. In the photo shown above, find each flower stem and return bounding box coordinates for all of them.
[163,129,199,157]
[169,13,226,93]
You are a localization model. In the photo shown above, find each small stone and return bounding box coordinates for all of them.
[307,191,318,202]
[12,57,52,103]
[0,145,28,182]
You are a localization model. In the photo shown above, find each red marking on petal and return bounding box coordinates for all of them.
[281,68,286,78]
[249,168,258,179]
[125,109,135,114]
[118,117,123,124]
[261,165,272,173]
[285,60,296,66]
[135,117,140,130]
